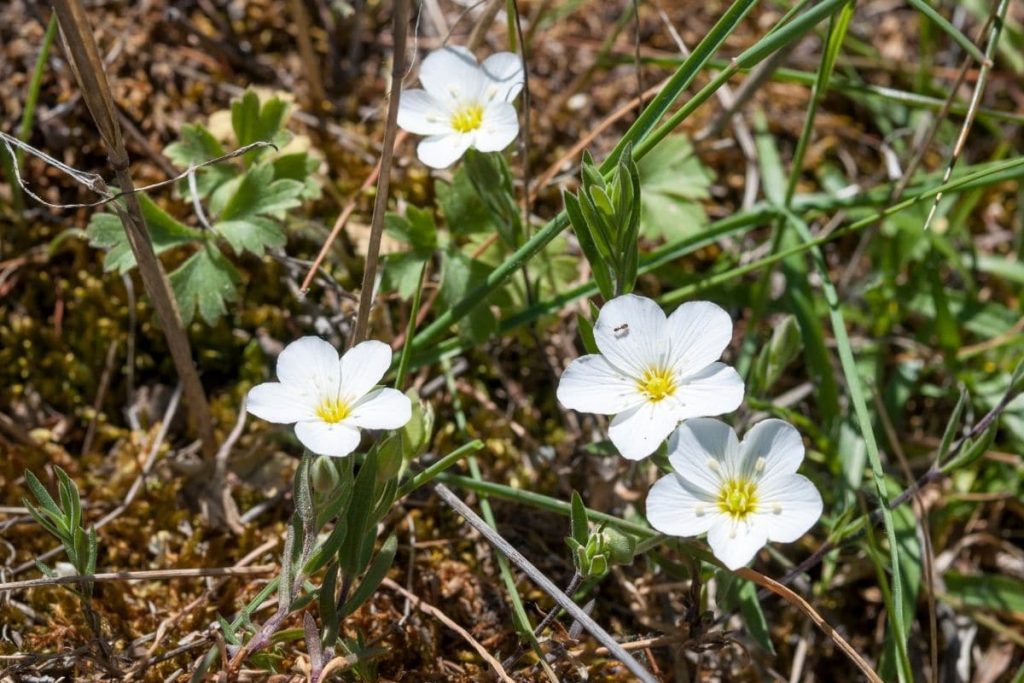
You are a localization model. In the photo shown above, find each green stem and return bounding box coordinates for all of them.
[781,209,911,682]
[396,440,483,498]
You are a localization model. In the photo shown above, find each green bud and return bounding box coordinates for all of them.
[601,528,637,565]
[311,455,340,494]
[588,553,609,578]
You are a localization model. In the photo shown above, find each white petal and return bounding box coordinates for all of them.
[340,340,392,402]
[246,382,316,424]
[349,388,412,430]
[473,102,519,152]
[419,46,485,106]
[674,362,745,421]
[480,52,524,102]
[556,354,643,415]
[666,301,735,377]
[707,518,769,570]
[666,418,738,491]
[397,89,452,135]
[416,133,472,169]
[607,400,679,460]
[646,474,720,537]
[294,420,362,458]
[737,418,805,481]
[276,336,341,401]
[593,294,669,377]
[755,474,822,543]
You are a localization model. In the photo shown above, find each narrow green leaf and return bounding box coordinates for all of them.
[564,191,615,300]
[340,534,399,618]
[944,572,1024,614]
[24,470,61,518]
[340,450,381,577]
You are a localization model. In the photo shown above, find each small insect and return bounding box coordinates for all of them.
[613,323,629,336]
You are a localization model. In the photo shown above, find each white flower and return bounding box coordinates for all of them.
[646,418,823,570]
[556,294,744,460]
[246,337,411,458]
[397,46,524,169]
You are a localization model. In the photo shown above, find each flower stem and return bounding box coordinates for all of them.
[351,0,410,346]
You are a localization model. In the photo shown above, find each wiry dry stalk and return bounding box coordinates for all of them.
[49,0,215,458]
[350,0,410,346]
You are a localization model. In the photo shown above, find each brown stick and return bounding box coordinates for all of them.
[0,565,276,593]
[381,578,515,682]
[350,0,411,345]
[737,568,883,683]
[50,0,215,459]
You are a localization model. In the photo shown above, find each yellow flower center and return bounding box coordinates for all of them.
[316,397,351,424]
[637,367,677,402]
[717,478,759,520]
[450,104,484,133]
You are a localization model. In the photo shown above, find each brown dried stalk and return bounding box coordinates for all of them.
[350,0,411,346]
[50,0,215,459]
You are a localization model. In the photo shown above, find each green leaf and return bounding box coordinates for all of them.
[385,206,437,255]
[164,123,225,168]
[436,167,494,235]
[717,571,775,654]
[86,194,202,274]
[944,572,1024,614]
[382,252,428,300]
[564,191,615,301]
[340,534,399,618]
[169,243,241,324]
[319,563,340,646]
[576,312,599,355]
[231,91,290,161]
[752,314,803,393]
[24,470,61,518]
[219,165,304,221]
[636,134,714,242]
[340,450,381,577]
[216,217,286,257]
[439,249,498,344]
[212,163,303,256]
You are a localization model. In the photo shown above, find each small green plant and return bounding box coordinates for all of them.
[86,91,321,324]
[23,467,109,660]
[563,145,642,300]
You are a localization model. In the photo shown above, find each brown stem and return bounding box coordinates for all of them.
[350,0,410,346]
[50,0,215,460]
[738,568,883,683]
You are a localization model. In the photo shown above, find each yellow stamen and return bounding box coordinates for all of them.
[637,367,677,402]
[316,397,351,424]
[450,104,484,133]
[717,478,758,520]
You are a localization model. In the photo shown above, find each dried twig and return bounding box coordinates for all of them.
[381,577,515,682]
[433,483,659,683]
[350,0,410,346]
[0,565,276,593]
[49,0,216,460]
[738,568,882,683]
[922,0,1009,231]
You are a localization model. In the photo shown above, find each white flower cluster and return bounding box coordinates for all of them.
[558,294,822,570]
[246,45,822,573]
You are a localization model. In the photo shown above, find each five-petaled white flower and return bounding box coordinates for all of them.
[646,418,823,570]
[247,337,411,458]
[397,46,524,169]
[556,294,744,460]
